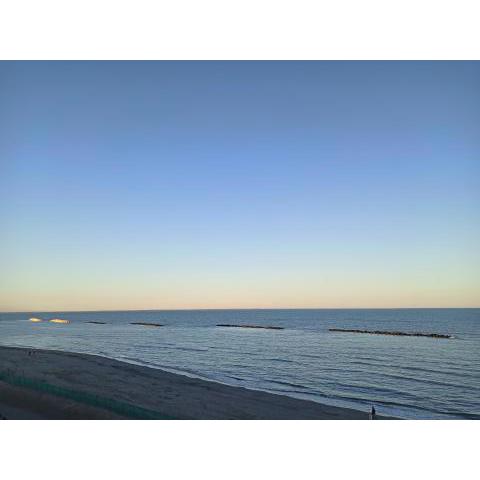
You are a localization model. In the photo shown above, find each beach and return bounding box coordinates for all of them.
[0,345,380,420]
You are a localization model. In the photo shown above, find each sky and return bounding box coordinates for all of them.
[0,61,479,311]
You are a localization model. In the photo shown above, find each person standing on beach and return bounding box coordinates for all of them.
[369,406,376,420]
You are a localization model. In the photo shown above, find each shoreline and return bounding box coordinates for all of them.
[0,345,389,420]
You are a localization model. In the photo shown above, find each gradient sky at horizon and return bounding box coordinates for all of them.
[1,61,479,311]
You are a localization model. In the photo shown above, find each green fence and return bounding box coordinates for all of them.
[0,370,175,420]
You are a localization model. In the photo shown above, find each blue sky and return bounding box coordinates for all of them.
[0,61,479,310]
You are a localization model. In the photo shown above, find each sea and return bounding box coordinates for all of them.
[0,308,479,419]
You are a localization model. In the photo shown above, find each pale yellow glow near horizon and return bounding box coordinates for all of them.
[2,253,479,312]
[1,278,479,312]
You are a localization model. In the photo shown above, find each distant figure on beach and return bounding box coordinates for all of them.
[369,406,376,420]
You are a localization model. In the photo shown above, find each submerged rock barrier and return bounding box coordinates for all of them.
[329,328,452,339]
[216,324,284,330]
[130,322,164,327]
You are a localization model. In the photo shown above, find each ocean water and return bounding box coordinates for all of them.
[0,308,479,419]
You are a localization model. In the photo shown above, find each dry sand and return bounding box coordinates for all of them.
[0,345,385,420]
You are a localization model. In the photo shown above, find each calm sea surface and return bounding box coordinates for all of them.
[0,308,479,419]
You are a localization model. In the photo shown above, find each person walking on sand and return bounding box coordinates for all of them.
[369,405,376,420]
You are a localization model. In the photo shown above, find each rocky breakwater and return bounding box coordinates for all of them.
[130,322,164,327]
[216,324,284,330]
[329,328,453,339]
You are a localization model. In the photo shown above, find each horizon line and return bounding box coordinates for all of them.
[1,306,479,314]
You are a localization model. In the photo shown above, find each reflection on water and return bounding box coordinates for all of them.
[1,308,479,419]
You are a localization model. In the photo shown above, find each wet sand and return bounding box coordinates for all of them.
[0,345,386,420]
[0,381,124,419]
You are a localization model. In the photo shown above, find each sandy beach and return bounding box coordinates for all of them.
[0,345,385,420]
